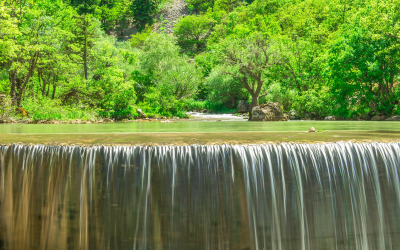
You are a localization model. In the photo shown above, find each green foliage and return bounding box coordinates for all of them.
[205,67,248,108]
[130,25,154,48]
[292,87,333,119]
[174,15,216,54]
[186,0,216,12]
[21,97,98,121]
[263,82,298,111]
[327,0,400,117]
[134,33,201,115]
[0,0,399,121]
[131,0,158,31]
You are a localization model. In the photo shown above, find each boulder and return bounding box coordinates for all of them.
[385,116,400,121]
[250,102,288,121]
[371,115,386,121]
[103,118,114,123]
[136,108,147,118]
[237,100,249,113]
[287,110,299,120]
[325,116,336,121]
[161,120,172,123]
[308,127,316,132]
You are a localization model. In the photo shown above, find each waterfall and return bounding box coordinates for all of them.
[1,142,400,250]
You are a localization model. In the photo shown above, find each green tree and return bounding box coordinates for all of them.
[131,0,157,31]
[66,14,99,81]
[174,15,216,53]
[327,0,400,117]
[205,66,248,108]
[219,33,278,120]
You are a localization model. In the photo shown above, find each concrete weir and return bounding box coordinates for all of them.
[1,142,400,249]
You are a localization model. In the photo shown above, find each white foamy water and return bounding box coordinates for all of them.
[187,112,247,121]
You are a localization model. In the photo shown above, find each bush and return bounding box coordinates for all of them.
[292,87,333,119]
[174,15,216,53]
[205,67,248,109]
[21,97,98,121]
[261,82,298,111]
[0,95,13,120]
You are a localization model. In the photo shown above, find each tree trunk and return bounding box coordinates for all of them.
[248,95,259,121]
[9,70,17,106]
[52,84,56,99]
[84,36,88,80]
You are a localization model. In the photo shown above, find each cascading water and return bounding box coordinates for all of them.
[1,142,400,250]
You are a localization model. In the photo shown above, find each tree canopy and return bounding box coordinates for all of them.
[0,0,399,121]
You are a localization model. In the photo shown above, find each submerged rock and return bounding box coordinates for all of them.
[237,100,249,113]
[385,116,400,121]
[371,115,386,121]
[251,102,288,121]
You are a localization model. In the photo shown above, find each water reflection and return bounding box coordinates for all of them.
[1,143,400,250]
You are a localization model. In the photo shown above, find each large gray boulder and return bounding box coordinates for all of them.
[371,115,386,121]
[251,102,288,121]
[385,116,400,121]
[237,100,249,113]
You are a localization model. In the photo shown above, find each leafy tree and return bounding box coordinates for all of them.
[91,36,137,119]
[132,33,179,100]
[205,66,248,108]
[130,25,153,48]
[0,2,19,65]
[174,15,216,53]
[327,0,400,117]
[66,14,99,81]
[130,0,157,31]
[186,0,216,12]
[274,36,323,92]
[292,87,332,119]
[219,33,278,120]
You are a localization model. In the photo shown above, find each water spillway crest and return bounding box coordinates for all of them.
[1,143,400,250]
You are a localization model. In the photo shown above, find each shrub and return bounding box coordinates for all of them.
[292,87,333,119]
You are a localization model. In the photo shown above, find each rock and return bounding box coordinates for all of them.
[161,120,172,123]
[385,115,400,121]
[103,118,114,123]
[250,102,288,121]
[371,115,386,121]
[201,109,208,113]
[136,108,147,118]
[308,127,316,132]
[325,116,336,121]
[237,100,250,113]
[286,110,299,120]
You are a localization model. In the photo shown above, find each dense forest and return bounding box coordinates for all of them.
[0,0,399,121]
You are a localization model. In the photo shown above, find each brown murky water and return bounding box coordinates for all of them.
[1,143,400,250]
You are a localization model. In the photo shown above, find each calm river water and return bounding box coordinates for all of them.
[0,121,399,134]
